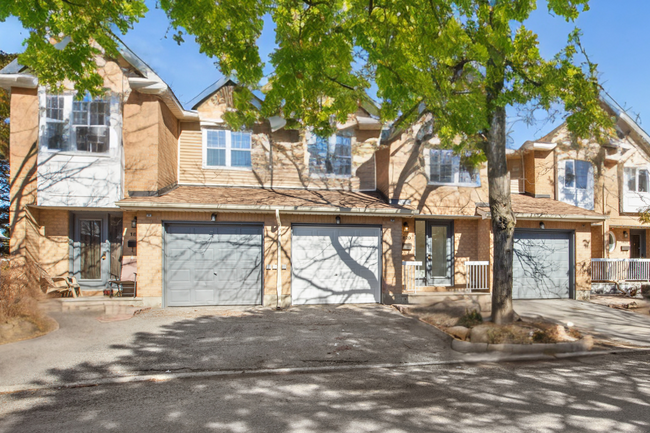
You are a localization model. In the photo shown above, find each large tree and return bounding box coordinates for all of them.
[2,0,612,322]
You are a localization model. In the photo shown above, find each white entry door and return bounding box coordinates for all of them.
[291,226,381,305]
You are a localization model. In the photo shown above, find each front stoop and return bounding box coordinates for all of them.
[385,292,492,311]
[43,297,144,312]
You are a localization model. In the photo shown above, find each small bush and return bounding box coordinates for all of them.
[456,308,483,328]
[0,262,42,323]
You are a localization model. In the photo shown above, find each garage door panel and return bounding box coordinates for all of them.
[513,230,572,299]
[164,224,263,307]
[292,226,381,305]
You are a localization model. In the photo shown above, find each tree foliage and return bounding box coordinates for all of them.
[2,0,611,138]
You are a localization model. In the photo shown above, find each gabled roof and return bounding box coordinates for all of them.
[187,76,239,110]
[0,36,199,120]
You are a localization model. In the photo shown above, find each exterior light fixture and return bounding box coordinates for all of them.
[336,216,341,225]
[131,217,137,228]
[624,231,628,238]
[211,213,217,222]
[403,222,409,232]
[539,222,545,230]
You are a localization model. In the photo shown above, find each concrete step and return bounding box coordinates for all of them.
[41,297,144,312]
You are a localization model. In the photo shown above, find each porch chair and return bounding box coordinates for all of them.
[107,257,137,297]
[36,262,82,298]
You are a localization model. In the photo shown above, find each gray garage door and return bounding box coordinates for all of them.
[292,226,381,305]
[513,230,573,299]
[164,224,263,307]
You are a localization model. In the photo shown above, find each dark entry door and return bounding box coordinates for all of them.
[72,213,111,289]
[630,229,645,258]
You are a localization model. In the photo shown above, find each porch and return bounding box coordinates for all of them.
[402,260,490,294]
[591,258,650,282]
[591,258,650,295]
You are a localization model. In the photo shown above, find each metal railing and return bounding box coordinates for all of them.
[402,261,423,293]
[465,261,490,292]
[591,258,650,282]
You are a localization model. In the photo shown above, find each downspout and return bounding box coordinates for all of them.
[275,209,282,310]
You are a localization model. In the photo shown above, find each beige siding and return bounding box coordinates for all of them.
[178,122,379,190]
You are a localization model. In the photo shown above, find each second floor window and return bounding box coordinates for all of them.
[43,93,111,153]
[204,129,252,168]
[429,149,480,186]
[625,167,649,193]
[308,134,352,176]
[564,160,591,190]
[559,159,594,210]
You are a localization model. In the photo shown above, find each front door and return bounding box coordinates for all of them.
[72,213,120,290]
[425,220,454,286]
[630,229,646,258]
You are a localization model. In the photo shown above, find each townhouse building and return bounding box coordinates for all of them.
[2,42,646,309]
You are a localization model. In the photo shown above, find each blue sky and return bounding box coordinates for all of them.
[1,0,648,148]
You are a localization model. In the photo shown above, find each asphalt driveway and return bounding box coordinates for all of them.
[514,299,650,347]
[0,304,458,390]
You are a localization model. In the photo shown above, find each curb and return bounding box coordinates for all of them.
[1,346,646,395]
[451,335,594,354]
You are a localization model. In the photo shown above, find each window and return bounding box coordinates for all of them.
[308,134,352,176]
[428,149,480,186]
[42,93,112,153]
[45,95,65,150]
[72,98,109,153]
[204,129,252,168]
[563,160,590,190]
[625,167,650,193]
[608,231,616,253]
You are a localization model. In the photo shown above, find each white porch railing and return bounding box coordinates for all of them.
[592,258,650,282]
[402,260,491,293]
[402,261,424,293]
[466,261,490,292]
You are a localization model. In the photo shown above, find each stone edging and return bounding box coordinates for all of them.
[451,335,594,354]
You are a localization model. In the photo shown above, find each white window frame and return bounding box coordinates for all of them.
[202,128,253,170]
[608,231,617,254]
[624,167,650,193]
[39,90,116,156]
[426,149,480,187]
[563,159,591,191]
[307,131,353,178]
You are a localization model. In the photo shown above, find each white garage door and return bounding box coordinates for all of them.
[513,230,573,299]
[291,226,381,304]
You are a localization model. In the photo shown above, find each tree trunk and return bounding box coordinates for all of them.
[486,104,516,324]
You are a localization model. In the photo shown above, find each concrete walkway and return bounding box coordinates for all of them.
[0,304,461,389]
[514,299,650,347]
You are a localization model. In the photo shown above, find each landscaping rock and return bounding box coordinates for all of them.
[447,326,470,340]
[469,324,494,343]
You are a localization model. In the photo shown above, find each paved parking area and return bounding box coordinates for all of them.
[0,304,458,389]
[514,299,650,347]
